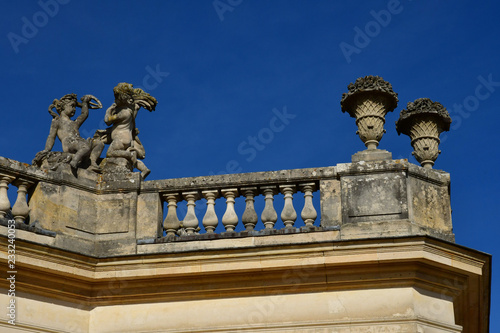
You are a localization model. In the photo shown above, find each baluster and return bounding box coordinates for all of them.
[260,186,278,229]
[202,190,219,233]
[300,183,317,227]
[241,187,258,231]
[221,189,238,232]
[162,193,181,237]
[182,191,199,235]
[279,185,297,228]
[11,179,33,223]
[0,174,15,218]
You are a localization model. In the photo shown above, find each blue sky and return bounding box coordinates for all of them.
[1,0,499,328]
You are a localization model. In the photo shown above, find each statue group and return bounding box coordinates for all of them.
[32,83,158,179]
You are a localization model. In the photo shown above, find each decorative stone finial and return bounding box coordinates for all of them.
[395,98,452,169]
[341,76,398,150]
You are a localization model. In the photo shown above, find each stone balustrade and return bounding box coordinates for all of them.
[159,182,319,238]
[139,167,336,242]
[0,173,35,224]
[0,154,455,256]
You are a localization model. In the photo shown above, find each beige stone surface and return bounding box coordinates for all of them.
[136,192,163,239]
[74,193,134,235]
[319,179,341,227]
[409,176,452,232]
[29,181,68,233]
[0,293,89,333]
[86,288,460,333]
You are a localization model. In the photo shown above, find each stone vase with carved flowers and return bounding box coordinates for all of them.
[341,76,398,150]
[396,98,452,169]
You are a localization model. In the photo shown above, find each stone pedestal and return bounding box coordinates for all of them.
[100,157,133,174]
[351,148,392,162]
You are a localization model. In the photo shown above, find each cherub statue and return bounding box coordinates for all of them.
[33,93,104,171]
[94,83,157,178]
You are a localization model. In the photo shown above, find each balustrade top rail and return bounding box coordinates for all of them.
[141,166,336,193]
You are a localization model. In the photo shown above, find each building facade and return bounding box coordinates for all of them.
[0,77,491,332]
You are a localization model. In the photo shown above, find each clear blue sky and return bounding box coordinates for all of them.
[1,0,498,328]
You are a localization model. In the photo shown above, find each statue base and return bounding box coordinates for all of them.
[32,151,73,171]
[32,150,103,173]
[351,149,392,163]
[100,157,134,174]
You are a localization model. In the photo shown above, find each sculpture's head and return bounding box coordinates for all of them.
[112,82,158,112]
[49,93,78,118]
[113,82,135,107]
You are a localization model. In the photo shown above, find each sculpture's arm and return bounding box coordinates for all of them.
[133,102,141,119]
[44,119,58,151]
[105,106,133,126]
[104,103,117,126]
[75,95,91,128]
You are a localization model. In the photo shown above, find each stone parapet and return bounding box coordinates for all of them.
[0,155,454,257]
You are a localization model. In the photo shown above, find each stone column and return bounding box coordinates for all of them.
[182,191,200,234]
[0,174,15,218]
[12,179,34,223]
[163,194,181,237]
[300,183,317,227]
[279,185,297,228]
[221,189,239,232]
[261,186,278,229]
[241,187,258,231]
[202,190,219,233]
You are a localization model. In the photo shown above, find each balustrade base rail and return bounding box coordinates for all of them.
[139,225,340,244]
[0,216,56,237]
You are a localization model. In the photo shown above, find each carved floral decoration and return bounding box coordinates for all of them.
[341,76,398,150]
[396,98,452,169]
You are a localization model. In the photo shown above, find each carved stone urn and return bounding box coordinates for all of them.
[341,76,398,150]
[396,98,452,169]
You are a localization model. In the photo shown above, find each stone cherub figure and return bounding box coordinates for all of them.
[33,93,104,171]
[94,82,157,179]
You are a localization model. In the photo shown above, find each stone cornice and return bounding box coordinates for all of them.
[0,235,490,311]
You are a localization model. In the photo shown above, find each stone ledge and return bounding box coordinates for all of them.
[0,217,56,238]
[336,158,408,175]
[0,156,144,195]
[142,225,340,244]
[407,162,450,185]
[137,229,341,255]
